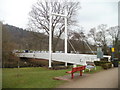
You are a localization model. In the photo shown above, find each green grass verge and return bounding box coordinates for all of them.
[2,66,103,88]
[2,67,69,88]
[0,68,2,89]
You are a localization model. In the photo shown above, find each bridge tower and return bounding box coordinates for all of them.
[49,3,68,68]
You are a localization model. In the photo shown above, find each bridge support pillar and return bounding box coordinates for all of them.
[49,3,52,68]
[65,62,67,67]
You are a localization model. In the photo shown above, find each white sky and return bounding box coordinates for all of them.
[78,0,118,31]
[0,0,118,31]
[0,0,37,28]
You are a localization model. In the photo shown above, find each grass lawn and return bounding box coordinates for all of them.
[2,67,68,88]
[0,68,2,89]
[2,66,103,88]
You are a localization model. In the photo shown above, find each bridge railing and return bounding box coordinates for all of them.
[17,53,108,65]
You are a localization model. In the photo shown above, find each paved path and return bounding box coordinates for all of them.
[58,68,118,88]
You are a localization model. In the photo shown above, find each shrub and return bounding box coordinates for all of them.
[94,61,112,69]
[52,66,68,70]
[108,63,112,68]
[94,61,109,66]
[101,64,108,69]
[101,63,112,69]
[111,61,119,67]
[100,57,109,61]
[119,61,120,64]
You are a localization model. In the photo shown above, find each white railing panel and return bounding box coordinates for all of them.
[34,53,49,59]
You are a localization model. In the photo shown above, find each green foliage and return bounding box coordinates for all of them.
[52,66,68,70]
[119,61,120,64]
[111,60,119,67]
[94,61,112,69]
[100,57,108,61]
[0,68,2,89]
[94,61,109,66]
[101,63,112,69]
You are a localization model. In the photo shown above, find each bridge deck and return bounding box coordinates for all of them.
[17,53,111,65]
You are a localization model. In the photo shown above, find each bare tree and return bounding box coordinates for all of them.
[107,26,120,58]
[107,26,120,46]
[29,0,80,52]
[88,26,107,46]
[88,27,98,45]
[88,24,109,55]
[97,24,108,54]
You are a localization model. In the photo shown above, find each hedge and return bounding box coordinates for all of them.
[94,61,109,66]
[101,63,112,69]
[94,61,112,69]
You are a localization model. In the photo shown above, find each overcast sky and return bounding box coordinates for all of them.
[0,0,118,32]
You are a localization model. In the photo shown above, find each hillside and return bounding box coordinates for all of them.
[2,24,96,52]
[2,24,49,50]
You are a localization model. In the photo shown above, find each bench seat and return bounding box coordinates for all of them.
[66,66,86,79]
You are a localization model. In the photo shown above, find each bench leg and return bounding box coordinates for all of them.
[80,70,82,76]
[71,73,74,79]
[89,69,90,72]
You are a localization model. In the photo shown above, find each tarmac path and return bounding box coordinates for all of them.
[58,68,118,88]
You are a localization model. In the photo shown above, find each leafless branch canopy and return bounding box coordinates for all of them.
[28,0,80,51]
[29,1,80,36]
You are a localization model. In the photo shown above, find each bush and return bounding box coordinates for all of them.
[52,66,68,70]
[101,63,112,69]
[94,61,109,66]
[108,63,112,68]
[100,57,109,61]
[111,61,119,67]
[94,61,112,70]
[28,60,49,67]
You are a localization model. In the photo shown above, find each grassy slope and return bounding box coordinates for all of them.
[2,66,103,88]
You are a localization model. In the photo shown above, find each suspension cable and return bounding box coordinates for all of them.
[67,33,95,55]
[79,34,95,55]
[67,39,77,54]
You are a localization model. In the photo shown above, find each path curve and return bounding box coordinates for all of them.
[58,68,118,88]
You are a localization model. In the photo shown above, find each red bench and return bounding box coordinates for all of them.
[66,66,86,79]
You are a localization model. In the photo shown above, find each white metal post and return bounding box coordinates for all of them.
[65,9,67,54]
[49,4,52,68]
[49,5,68,67]
[65,9,68,67]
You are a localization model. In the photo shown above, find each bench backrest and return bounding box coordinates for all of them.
[72,66,86,73]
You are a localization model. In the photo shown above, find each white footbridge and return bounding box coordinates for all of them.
[16,4,111,67]
[17,53,111,66]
